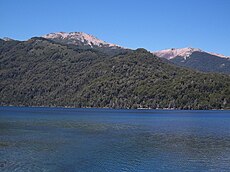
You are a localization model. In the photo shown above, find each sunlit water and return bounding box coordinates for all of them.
[0,107,230,171]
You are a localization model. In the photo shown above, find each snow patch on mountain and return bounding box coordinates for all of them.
[153,47,202,60]
[153,47,230,60]
[3,37,14,41]
[42,32,119,48]
[209,52,230,59]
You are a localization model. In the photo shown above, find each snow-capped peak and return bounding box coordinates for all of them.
[42,32,118,48]
[2,37,14,41]
[153,47,230,60]
[153,47,203,60]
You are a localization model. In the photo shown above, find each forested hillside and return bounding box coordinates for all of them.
[0,38,229,109]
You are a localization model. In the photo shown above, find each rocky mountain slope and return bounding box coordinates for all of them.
[42,32,128,56]
[42,32,118,48]
[153,48,230,74]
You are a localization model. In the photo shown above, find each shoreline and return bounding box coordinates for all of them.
[0,104,228,111]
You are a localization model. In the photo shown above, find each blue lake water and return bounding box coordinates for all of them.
[0,107,230,171]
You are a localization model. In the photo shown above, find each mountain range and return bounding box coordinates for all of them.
[3,32,230,74]
[43,32,230,74]
[0,32,229,109]
[40,32,230,74]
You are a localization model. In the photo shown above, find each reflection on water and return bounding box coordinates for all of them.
[0,107,230,171]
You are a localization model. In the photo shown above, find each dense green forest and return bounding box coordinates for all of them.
[0,38,229,109]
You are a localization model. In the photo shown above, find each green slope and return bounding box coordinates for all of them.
[0,38,229,109]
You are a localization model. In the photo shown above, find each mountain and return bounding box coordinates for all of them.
[0,38,229,109]
[42,32,119,48]
[42,32,128,56]
[44,33,230,74]
[2,37,15,42]
[153,48,230,74]
[2,33,229,74]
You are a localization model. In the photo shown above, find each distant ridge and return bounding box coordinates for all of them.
[153,47,230,74]
[153,47,230,60]
[2,37,14,41]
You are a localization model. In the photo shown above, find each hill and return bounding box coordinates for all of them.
[0,38,229,109]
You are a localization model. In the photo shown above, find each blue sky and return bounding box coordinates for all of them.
[1,0,230,55]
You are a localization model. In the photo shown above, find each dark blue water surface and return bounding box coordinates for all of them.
[0,107,230,171]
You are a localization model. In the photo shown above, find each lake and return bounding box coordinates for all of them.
[0,107,230,171]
